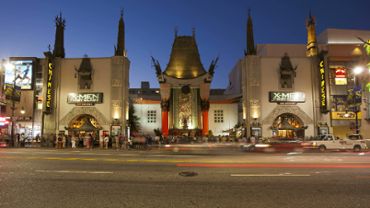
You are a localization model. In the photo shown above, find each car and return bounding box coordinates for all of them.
[0,139,9,148]
[241,137,312,153]
[309,134,368,152]
[347,134,363,140]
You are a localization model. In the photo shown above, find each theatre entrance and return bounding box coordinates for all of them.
[271,113,306,139]
[67,114,102,140]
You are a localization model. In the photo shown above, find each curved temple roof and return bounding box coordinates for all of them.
[164,36,206,79]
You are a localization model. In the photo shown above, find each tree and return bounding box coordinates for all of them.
[128,100,140,135]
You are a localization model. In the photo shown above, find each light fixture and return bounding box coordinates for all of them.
[20,107,25,115]
[353,66,364,75]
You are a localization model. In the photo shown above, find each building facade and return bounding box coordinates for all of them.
[1,13,130,143]
[229,13,370,140]
[2,11,369,143]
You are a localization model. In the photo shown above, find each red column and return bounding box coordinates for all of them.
[202,111,209,136]
[162,111,169,137]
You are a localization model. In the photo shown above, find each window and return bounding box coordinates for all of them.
[147,110,156,123]
[214,110,224,123]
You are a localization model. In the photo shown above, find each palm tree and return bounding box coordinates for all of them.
[128,100,140,135]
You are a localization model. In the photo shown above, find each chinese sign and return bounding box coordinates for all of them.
[45,59,54,113]
[319,58,327,113]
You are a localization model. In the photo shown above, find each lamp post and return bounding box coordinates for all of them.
[5,62,20,147]
[352,65,365,134]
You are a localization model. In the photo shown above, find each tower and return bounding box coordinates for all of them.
[53,13,65,58]
[306,11,318,57]
[114,10,125,56]
[246,9,256,56]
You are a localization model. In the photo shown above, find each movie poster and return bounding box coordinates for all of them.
[5,60,33,90]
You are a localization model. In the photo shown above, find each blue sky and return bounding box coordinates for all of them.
[1,0,369,88]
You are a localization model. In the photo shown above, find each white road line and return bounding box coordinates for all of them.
[35,170,113,174]
[230,174,310,177]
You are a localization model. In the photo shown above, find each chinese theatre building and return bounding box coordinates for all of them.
[41,13,130,140]
[228,13,318,139]
[131,31,239,138]
[12,12,130,141]
[228,12,370,139]
[151,31,221,137]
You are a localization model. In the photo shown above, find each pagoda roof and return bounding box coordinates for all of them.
[164,35,206,79]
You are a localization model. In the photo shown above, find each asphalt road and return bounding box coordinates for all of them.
[1,148,370,208]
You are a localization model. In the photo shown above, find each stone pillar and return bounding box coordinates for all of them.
[161,100,169,137]
[201,99,210,136]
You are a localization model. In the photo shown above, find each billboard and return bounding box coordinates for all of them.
[5,60,33,90]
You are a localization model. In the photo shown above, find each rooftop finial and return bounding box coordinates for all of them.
[120,8,124,17]
[192,27,196,38]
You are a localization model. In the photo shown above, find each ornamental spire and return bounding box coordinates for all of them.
[245,9,256,56]
[114,9,125,56]
[306,10,318,57]
[53,12,66,58]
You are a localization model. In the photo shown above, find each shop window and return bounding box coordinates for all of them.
[147,110,156,123]
[331,95,347,112]
[214,110,224,123]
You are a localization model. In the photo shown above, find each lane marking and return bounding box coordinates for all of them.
[35,170,113,174]
[177,163,370,169]
[231,174,310,177]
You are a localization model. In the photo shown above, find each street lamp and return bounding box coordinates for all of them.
[4,62,20,147]
[351,65,366,134]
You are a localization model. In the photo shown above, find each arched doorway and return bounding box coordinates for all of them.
[271,113,306,139]
[67,114,102,140]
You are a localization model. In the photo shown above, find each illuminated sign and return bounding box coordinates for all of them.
[0,117,10,126]
[67,93,103,106]
[5,59,33,90]
[331,112,362,120]
[4,83,21,101]
[269,92,305,103]
[45,60,54,113]
[334,67,347,85]
[319,58,328,113]
[335,68,346,78]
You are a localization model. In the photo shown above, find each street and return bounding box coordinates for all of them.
[1,148,370,208]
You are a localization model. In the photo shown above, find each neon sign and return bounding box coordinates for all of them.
[335,67,347,85]
[319,58,327,113]
[45,60,54,113]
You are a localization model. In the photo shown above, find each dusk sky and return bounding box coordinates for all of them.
[1,0,369,88]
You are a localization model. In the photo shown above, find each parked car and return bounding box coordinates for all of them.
[309,134,367,152]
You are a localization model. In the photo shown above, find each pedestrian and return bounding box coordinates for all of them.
[56,135,63,149]
[250,135,256,145]
[104,135,109,149]
[71,134,77,149]
[90,134,94,149]
[115,135,120,150]
[99,135,104,149]
[62,134,66,149]
[84,134,90,149]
